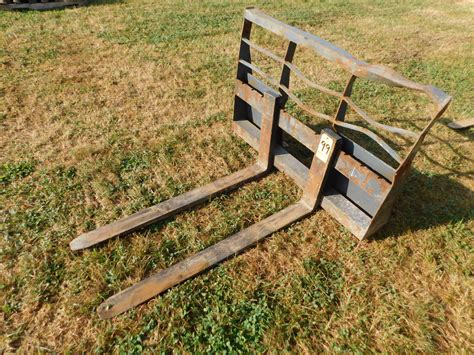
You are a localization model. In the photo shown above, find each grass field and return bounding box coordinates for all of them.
[1,0,473,352]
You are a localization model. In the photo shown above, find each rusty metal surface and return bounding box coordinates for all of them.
[72,8,453,318]
[235,79,392,200]
[244,7,451,112]
[234,8,452,238]
[302,129,342,209]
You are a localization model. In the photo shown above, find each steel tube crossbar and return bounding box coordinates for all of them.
[237,59,403,162]
[241,38,341,98]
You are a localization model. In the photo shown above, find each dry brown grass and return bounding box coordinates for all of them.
[1,0,473,352]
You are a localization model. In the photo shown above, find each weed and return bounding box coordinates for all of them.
[0,161,35,185]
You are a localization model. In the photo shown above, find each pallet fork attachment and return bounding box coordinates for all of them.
[71,8,452,319]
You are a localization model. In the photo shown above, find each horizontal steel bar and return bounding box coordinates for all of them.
[235,79,265,112]
[341,137,395,182]
[236,70,402,163]
[247,73,280,97]
[232,120,371,238]
[233,119,388,215]
[320,187,371,238]
[244,7,451,111]
[278,110,318,151]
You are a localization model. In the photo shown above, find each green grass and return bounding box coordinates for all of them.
[1,0,473,352]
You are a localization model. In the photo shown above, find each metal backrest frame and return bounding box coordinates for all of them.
[232,7,452,239]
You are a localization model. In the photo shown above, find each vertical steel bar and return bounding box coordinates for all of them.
[302,128,342,209]
[333,75,357,126]
[258,92,280,170]
[279,41,297,106]
[236,19,253,82]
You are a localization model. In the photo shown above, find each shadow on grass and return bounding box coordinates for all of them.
[369,121,473,241]
[370,170,473,242]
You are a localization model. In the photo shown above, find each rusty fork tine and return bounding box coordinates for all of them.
[97,130,341,319]
[70,164,268,251]
[97,201,312,319]
[70,89,280,252]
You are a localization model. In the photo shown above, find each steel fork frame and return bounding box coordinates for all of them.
[70,8,452,319]
[70,86,342,319]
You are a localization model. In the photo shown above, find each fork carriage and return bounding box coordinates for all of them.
[70,8,451,319]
